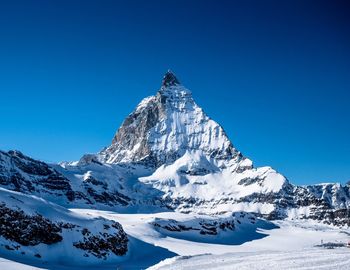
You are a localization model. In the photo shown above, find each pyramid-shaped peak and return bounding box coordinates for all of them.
[98,70,239,166]
[161,70,180,87]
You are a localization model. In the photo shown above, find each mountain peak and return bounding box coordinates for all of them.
[98,70,240,166]
[161,70,180,87]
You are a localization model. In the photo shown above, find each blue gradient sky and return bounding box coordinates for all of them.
[0,0,349,185]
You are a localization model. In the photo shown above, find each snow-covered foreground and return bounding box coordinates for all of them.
[1,209,349,269]
[72,210,349,255]
[149,248,350,270]
[0,258,47,270]
[75,210,350,269]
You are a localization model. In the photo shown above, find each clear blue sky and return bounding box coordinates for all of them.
[0,0,349,185]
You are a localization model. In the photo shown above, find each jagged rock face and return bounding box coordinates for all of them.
[292,184,350,226]
[98,71,243,168]
[0,150,74,201]
[0,150,132,207]
[161,69,180,87]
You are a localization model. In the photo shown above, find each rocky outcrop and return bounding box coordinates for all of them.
[0,188,129,261]
[0,203,63,246]
[73,223,128,259]
[151,212,276,245]
[162,70,180,87]
[153,216,237,235]
[0,150,75,201]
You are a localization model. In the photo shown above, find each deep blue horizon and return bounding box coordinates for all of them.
[0,0,349,185]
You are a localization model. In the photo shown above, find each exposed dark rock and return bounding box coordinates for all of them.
[152,217,236,236]
[73,222,128,259]
[9,150,52,176]
[0,203,63,246]
[161,70,180,87]
[84,175,107,188]
[100,94,163,165]
[85,187,130,206]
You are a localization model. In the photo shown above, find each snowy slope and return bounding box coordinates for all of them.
[70,209,350,269]
[72,210,349,256]
[2,207,349,269]
[149,248,350,270]
[0,187,128,268]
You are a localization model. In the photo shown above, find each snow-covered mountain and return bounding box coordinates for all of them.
[1,71,349,227]
[89,71,288,213]
[86,70,350,226]
[1,70,349,269]
[98,71,243,168]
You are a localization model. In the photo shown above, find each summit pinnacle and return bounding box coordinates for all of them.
[161,70,180,87]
